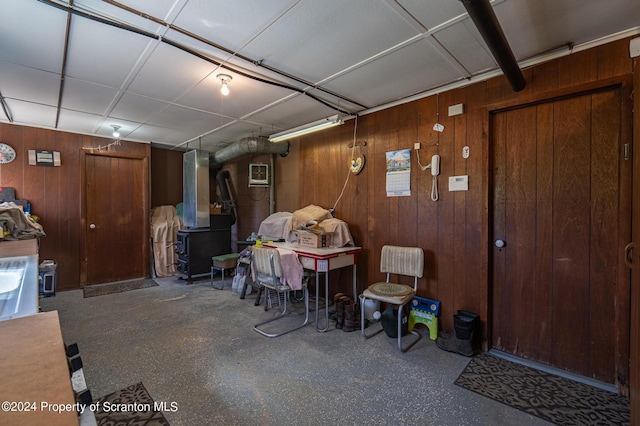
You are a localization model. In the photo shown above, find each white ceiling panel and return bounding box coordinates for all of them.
[241,0,421,84]
[57,109,104,134]
[60,79,120,115]
[65,17,156,87]
[0,0,637,152]
[197,121,270,149]
[72,0,170,35]
[248,94,337,134]
[493,0,640,59]
[144,104,223,135]
[432,21,497,76]
[0,62,60,106]
[5,99,57,128]
[325,39,465,107]
[109,92,172,124]
[126,42,218,101]
[0,0,67,73]
[124,122,187,145]
[398,0,468,30]
[170,0,296,53]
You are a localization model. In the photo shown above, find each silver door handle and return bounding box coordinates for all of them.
[89,223,96,229]
[495,239,505,248]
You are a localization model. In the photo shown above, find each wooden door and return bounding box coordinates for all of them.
[491,85,631,389]
[82,152,149,285]
[630,61,640,423]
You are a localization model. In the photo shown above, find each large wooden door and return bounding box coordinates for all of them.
[491,85,632,389]
[82,152,149,285]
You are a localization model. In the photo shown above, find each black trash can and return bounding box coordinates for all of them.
[380,306,408,338]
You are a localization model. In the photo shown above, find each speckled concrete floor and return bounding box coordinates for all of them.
[40,276,552,426]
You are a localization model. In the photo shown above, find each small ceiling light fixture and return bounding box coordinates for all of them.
[111,125,121,138]
[268,115,345,143]
[217,74,232,96]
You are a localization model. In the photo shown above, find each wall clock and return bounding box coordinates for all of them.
[0,143,16,164]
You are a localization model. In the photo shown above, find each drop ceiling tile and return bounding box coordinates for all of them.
[65,17,156,88]
[398,0,468,30]
[0,0,67,72]
[248,94,338,134]
[72,0,170,34]
[493,0,640,59]
[325,39,465,107]
[61,79,120,115]
[6,99,57,128]
[433,21,496,75]
[170,0,296,53]
[144,103,223,136]
[110,92,172,123]
[126,122,204,146]
[241,0,421,83]
[56,109,104,134]
[126,42,218,101]
[198,121,269,149]
[0,62,60,106]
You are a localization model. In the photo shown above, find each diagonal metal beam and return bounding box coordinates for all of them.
[54,0,74,129]
[0,91,13,123]
[459,0,526,92]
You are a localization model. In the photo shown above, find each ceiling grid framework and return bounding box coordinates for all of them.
[0,0,638,153]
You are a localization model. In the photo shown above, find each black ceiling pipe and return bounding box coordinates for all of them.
[460,0,526,92]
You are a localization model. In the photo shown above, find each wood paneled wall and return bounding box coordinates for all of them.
[0,124,149,290]
[294,37,636,337]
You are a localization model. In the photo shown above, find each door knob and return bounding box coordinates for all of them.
[495,239,505,248]
[625,242,634,269]
[89,223,96,229]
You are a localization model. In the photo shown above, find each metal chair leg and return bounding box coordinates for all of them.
[397,303,421,352]
[361,295,384,339]
[253,287,311,338]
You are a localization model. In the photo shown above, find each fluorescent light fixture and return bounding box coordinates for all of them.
[268,115,344,142]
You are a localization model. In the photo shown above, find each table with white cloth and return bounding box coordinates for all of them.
[263,242,362,332]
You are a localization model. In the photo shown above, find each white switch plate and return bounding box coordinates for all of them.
[631,37,640,58]
[448,103,464,116]
[449,175,469,191]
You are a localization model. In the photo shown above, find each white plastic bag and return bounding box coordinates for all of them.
[231,274,241,292]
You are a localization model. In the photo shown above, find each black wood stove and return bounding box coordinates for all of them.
[176,214,233,283]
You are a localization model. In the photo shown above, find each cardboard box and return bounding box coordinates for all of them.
[296,230,332,248]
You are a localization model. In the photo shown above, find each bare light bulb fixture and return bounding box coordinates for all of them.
[217,74,232,96]
[111,125,121,138]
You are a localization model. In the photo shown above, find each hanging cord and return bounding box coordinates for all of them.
[431,94,440,201]
[431,174,438,201]
[332,115,358,213]
[415,143,439,200]
[415,148,429,170]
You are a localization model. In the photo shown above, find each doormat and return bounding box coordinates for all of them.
[83,278,158,298]
[454,353,629,425]
[93,382,170,425]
